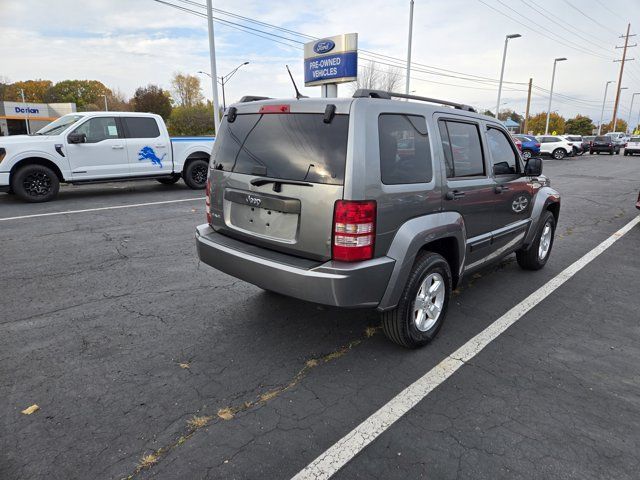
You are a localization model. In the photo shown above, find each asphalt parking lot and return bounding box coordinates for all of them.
[1,154,639,480]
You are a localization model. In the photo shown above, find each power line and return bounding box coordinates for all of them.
[561,0,620,36]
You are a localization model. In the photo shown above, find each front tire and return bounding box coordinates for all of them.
[516,211,556,271]
[522,150,532,160]
[12,164,60,203]
[183,158,209,189]
[552,148,566,160]
[382,252,451,349]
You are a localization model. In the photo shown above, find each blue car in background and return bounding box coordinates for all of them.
[514,134,541,160]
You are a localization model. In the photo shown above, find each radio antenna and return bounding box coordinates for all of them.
[286,65,307,99]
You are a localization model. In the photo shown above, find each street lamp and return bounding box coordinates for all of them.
[545,57,567,135]
[496,33,521,120]
[598,81,615,135]
[200,62,250,110]
[101,94,108,112]
[627,92,640,134]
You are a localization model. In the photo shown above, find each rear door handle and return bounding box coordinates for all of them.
[495,185,511,193]
[111,145,124,149]
[445,190,466,200]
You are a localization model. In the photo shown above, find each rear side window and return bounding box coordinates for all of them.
[211,113,348,185]
[122,117,161,138]
[438,119,485,177]
[378,114,432,185]
[486,127,519,175]
[631,137,640,142]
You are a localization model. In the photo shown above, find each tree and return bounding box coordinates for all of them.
[601,118,627,134]
[167,105,215,136]
[526,112,565,135]
[48,80,111,109]
[498,109,524,125]
[565,115,595,135]
[105,88,132,112]
[0,77,9,102]
[352,61,402,92]
[171,73,204,107]
[5,80,53,102]
[132,84,172,119]
[481,109,495,118]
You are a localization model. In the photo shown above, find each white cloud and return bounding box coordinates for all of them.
[2,0,640,119]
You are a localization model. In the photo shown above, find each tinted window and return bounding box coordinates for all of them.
[73,117,120,143]
[487,128,519,175]
[212,113,348,185]
[438,120,484,177]
[630,137,640,142]
[567,136,582,141]
[122,117,161,138]
[379,114,431,184]
[595,136,609,141]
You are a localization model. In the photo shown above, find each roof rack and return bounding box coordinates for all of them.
[352,89,476,112]
[239,96,272,103]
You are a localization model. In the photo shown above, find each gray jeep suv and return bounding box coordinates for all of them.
[196,90,560,348]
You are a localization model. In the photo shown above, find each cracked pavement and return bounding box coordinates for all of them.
[1,155,639,479]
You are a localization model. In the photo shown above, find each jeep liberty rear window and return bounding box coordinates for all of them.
[211,113,349,185]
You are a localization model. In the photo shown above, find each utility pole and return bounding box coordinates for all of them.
[523,77,532,133]
[611,23,636,133]
[405,0,414,95]
[206,0,221,134]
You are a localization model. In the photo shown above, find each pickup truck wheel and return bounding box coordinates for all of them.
[157,175,180,185]
[382,252,451,349]
[12,165,59,203]
[516,211,555,271]
[183,159,208,189]
[552,148,566,160]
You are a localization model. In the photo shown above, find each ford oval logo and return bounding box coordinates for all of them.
[314,39,335,54]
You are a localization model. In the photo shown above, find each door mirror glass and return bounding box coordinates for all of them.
[67,133,86,144]
[524,157,543,176]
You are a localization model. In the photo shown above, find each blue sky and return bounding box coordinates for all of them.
[3,0,640,122]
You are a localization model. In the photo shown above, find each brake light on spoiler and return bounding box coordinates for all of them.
[259,104,290,114]
[332,200,376,262]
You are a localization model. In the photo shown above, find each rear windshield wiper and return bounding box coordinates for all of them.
[250,177,313,192]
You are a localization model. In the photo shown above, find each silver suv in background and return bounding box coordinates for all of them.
[196,90,561,348]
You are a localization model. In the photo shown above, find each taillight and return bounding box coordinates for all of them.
[205,174,212,224]
[332,200,376,262]
[536,143,541,147]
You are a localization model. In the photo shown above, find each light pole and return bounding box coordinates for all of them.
[598,81,615,135]
[199,61,249,110]
[20,88,30,135]
[611,86,628,133]
[496,34,521,120]
[405,0,414,95]
[626,92,639,134]
[101,94,108,111]
[545,57,567,134]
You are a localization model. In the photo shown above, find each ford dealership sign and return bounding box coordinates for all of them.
[304,33,358,87]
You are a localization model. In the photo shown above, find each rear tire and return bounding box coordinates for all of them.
[183,158,209,189]
[552,148,566,160]
[381,252,451,349]
[522,150,532,160]
[157,174,180,185]
[12,164,60,203]
[516,211,556,271]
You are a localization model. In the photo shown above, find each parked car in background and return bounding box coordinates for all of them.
[624,136,640,155]
[584,135,595,148]
[0,112,214,202]
[590,135,620,155]
[512,136,523,153]
[514,134,541,160]
[606,132,626,149]
[536,135,574,159]
[562,135,588,155]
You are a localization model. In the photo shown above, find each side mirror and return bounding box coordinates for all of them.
[67,133,86,144]
[524,157,543,176]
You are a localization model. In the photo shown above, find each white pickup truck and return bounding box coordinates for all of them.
[0,111,214,202]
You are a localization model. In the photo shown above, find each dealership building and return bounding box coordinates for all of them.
[0,101,77,136]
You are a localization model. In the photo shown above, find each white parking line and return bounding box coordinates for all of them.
[0,198,203,222]
[292,215,640,480]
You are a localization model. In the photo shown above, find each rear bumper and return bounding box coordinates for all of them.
[195,224,395,308]
[591,145,616,151]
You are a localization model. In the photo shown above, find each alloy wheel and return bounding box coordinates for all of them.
[413,272,445,332]
[538,221,553,261]
[23,171,52,198]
